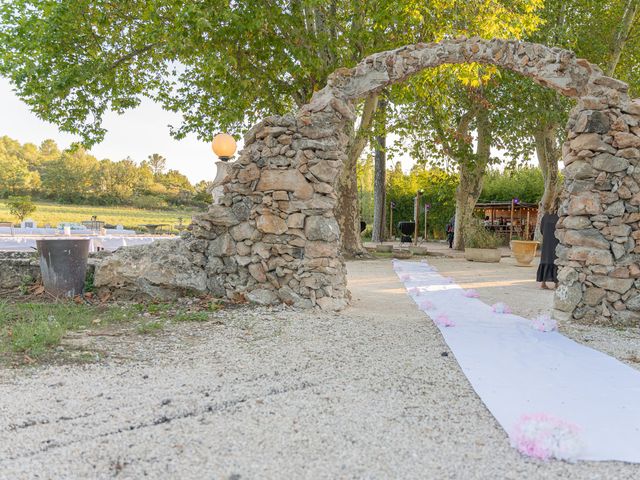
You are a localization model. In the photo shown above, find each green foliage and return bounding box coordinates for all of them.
[0,302,126,356]
[137,321,165,334]
[0,0,545,145]
[358,161,458,239]
[0,299,224,363]
[480,166,545,203]
[173,311,210,322]
[132,195,169,210]
[0,136,41,196]
[5,195,36,222]
[0,135,203,208]
[143,153,167,176]
[19,274,35,296]
[193,180,214,206]
[358,163,546,240]
[84,270,95,294]
[464,220,502,249]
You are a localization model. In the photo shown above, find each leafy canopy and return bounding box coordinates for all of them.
[1,0,542,145]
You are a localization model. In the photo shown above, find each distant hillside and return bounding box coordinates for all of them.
[0,135,212,208]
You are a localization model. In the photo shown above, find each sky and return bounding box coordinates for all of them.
[0,77,221,184]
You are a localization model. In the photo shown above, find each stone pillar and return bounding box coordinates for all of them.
[553,89,640,326]
[211,161,230,204]
[183,107,352,310]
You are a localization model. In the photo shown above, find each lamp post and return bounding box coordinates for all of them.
[210,133,238,203]
[510,197,519,241]
[389,201,395,239]
[414,189,423,246]
[424,203,431,241]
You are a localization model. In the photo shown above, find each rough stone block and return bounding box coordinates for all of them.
[304,215,340,241]
[256,213,288,235]
[567,193,602,215]
[588,275,634,294]
[592,153,629,172]
[562,228,609,249]
[553,282,583,312]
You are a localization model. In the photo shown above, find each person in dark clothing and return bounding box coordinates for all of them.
[537,198,560,289]
[446,216,455,249]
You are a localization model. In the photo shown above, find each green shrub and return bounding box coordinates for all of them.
[5,195,36,222]
[464,221,501,249]
[132,195,168,210]
[137,321,164,334]
[361,224,373,240]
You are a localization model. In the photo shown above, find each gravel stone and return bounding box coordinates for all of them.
[0,259,638,479]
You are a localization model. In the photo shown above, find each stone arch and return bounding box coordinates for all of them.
[96,37,640,325]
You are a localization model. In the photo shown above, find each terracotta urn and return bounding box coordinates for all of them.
[510,240,540,266]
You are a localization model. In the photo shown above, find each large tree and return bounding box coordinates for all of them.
[393,77,498,249]
[505,0,640,239]
[372,0,544,248]
[0,0,542,253]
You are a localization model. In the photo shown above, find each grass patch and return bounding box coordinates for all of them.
[173,311,210,322]
[136,321,165,334]
[0,301,138,360]
[0,298,226,365]
[0,201,198,231]
[135,303,172,315]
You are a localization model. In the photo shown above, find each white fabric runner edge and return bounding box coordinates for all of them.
[393,259,640,463]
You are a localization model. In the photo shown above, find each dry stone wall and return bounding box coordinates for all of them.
[95,108,353,310]
[95,37,640,323]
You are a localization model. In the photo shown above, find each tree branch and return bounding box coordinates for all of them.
[606,0,640,75]
[109,42,163,70]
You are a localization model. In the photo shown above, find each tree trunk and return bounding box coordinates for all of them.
[372,98,387,243]
[606,0,640,76]
[453,105,491,250]
[533,125,560,242]
[335,94,378,257]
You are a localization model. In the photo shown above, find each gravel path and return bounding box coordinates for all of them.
[1,259,639,479]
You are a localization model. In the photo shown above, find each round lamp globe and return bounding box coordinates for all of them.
[211,133,237,160]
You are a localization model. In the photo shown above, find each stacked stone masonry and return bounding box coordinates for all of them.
[94,37,640,323]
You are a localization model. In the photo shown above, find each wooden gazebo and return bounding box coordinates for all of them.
[475,200,538,241]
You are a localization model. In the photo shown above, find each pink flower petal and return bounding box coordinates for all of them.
[419,300,435,310]
[492,302,512,314]
[435,313,455,327]
[408,287,421,296]
[509,413,583,461]
[462,289,480,298]
[531,314,557,332]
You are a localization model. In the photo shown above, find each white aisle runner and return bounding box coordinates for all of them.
[394,260,640,463]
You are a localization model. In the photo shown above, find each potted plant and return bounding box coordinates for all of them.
[510,235,540,267]
[464,221,502,263]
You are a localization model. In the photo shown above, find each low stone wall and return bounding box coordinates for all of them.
[0,251,110,291]
[0,252,40,289]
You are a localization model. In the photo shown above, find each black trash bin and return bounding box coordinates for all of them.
[36,238,91,297]
[397,221,415,243]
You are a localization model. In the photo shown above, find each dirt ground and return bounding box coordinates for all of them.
[396,254,554,320]
[0,255,639,479]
